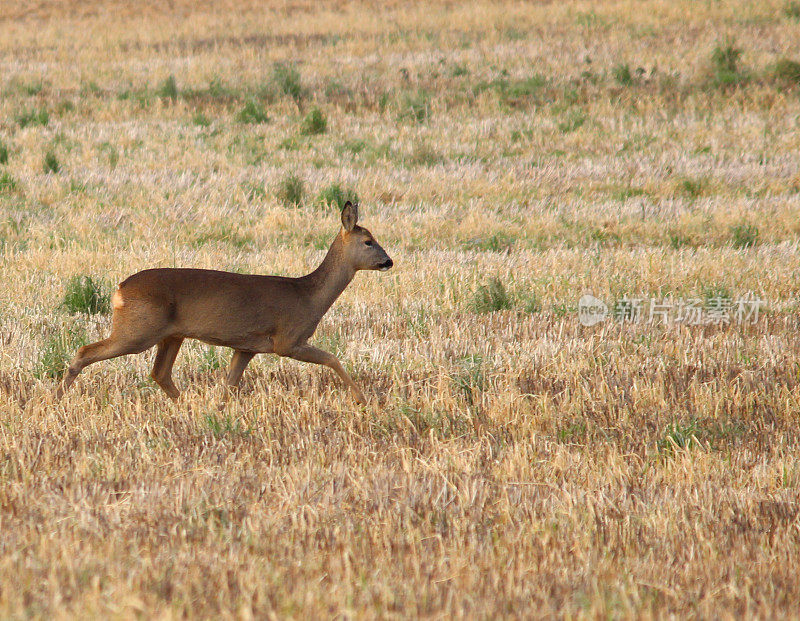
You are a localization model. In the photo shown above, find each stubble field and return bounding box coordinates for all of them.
[2,0,800,617]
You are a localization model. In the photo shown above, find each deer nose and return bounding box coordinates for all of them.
[378,258,393,271]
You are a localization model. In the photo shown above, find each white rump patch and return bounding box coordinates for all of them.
[112,289,125,310]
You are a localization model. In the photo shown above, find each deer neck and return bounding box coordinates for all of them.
[301,234,355,316]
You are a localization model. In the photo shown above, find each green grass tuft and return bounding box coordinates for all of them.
[316,183,359,209]
[450,63,469,77]
[452,355,486,408]
[731,222,758,248]
[22,81,43,96]
[203,412,251,438]
[557,109,586,133]
[783,0,800,19]
[300,107,327,135]
[62,275,111,315]
[98,142,118,168]
[711,40,741,74]
[612,63,634,86]
[16,107,49,128]
[339,139,368,155]
[463,233,514,253]
[157,75,179,101]
[236,99,269,124]
[273,63,304,105]
[34,326,87,380]
[200,346,226,371]
[0,171,17,193]
[472,276,513,313]
[708,39,748,87]
[43,150,60,174]
[658,420,700,456]
[770,58,800,85]
[502,74,548,103]
[668,230,692,249]
[277,173,305,207]
[675,177,707,200]
[192,111,211,127]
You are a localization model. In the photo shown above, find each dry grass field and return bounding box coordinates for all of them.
[2,0,800,617]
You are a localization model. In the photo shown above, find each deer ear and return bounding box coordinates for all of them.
[341,201,358,232]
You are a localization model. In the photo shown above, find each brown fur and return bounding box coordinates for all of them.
[56,203,392,404]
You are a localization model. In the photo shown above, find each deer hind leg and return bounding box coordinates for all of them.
[284,343,366,405]
[56,334,159,399]
[56,290,175,399]
[150,336,184,400]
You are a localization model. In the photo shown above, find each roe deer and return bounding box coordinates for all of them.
[56,202,392,404]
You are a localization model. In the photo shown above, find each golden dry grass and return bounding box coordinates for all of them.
[2,0,800,617]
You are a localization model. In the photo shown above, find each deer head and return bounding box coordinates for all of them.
[339,201,393,271]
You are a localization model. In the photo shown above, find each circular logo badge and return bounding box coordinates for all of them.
[578,294,608,326]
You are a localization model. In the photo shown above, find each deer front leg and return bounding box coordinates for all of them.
[226,350,256,388]
[218,350,257,409]
[284,344,366,405]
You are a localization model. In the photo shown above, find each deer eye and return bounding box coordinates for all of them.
[364,240,373,246]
